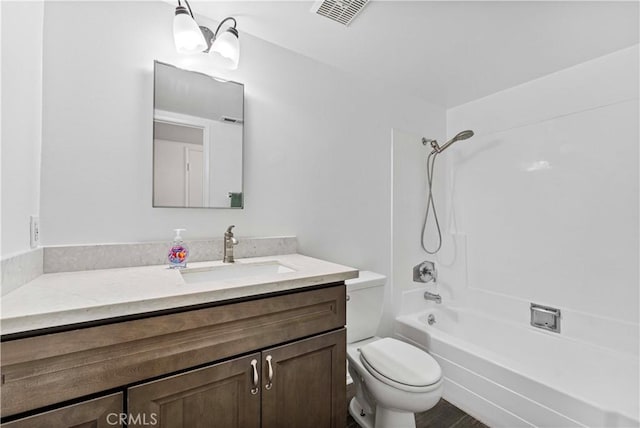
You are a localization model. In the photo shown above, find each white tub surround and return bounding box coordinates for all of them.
[395,308,639,428]
[387,46,639,428]
[42,236,297,273]
[1,254,357,336]
[442,45,639,329]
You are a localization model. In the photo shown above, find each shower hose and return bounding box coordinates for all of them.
[420,150,442,254]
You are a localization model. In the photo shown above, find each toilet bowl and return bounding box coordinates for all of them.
[346,273,443,428]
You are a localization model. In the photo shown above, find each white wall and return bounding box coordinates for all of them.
[1,1,44,258]
[38,1,444,278]
[443,46,638,344]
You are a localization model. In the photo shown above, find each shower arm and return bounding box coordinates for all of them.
[422,137,441,155]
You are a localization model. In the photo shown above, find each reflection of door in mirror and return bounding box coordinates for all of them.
[153,120,207,207]
[185,145,204,207]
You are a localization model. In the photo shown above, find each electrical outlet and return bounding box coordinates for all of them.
[30,215,40,248]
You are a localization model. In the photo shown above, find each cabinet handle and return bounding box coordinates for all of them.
[265,355,273,390]
[250,359,259,395]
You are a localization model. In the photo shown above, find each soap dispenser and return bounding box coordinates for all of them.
[168,229,189,269]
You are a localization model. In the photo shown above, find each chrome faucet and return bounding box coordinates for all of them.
[424,291,442,304]
[223,225,238,263]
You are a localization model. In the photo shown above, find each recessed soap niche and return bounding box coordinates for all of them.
[530,303,561,333]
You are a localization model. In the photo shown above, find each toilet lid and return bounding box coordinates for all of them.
[359,338,442,388]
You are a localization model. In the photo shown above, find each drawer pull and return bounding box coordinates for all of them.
[250,359,259,395]
[265,355,273,390]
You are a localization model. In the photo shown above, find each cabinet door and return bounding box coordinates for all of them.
[261,329,346,428]
[128,353,261,428]
[1,393,122,428]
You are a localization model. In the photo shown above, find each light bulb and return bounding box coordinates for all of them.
[211,28,239,69]
[173,6,206,54]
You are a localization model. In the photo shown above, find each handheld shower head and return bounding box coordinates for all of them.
[420,128,474,254]
[452,130,474,142]
[424,129,474,154]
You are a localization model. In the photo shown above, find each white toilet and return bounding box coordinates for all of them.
[346,271,443,428]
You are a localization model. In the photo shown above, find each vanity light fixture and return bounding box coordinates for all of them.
[172,0,240,69]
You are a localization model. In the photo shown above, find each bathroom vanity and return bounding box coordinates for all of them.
[0,254,356,427]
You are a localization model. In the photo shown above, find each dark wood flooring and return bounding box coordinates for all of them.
[346,383,489,428]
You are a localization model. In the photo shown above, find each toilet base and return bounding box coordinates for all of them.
[349,397,417,428]
[349,397,375,428]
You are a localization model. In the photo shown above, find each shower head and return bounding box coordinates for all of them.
[452,130,474,142]
[423,129,474,154]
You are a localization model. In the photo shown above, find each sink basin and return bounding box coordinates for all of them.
[180,261,295,284]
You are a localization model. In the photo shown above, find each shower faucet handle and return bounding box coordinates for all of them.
[413,261,437,283]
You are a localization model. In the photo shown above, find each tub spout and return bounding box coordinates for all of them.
[424,291,442,304]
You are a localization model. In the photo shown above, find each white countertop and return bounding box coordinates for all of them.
[1,254,358,336]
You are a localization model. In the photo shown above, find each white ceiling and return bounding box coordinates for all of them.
[187,1,639,107]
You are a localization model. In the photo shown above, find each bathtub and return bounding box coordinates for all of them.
[395,307,639,427]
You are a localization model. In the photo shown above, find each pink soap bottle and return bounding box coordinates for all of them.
[168,229,189,269]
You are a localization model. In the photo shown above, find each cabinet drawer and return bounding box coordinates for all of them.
[1,285,345,417]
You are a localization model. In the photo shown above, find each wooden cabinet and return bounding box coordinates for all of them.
[1,393,123,428]
[128,353,261,428]
[261,329,346,428]
[128,329,346,428]
[1,284,346,427]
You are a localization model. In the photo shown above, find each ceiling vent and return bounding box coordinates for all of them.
[311,0,369,26]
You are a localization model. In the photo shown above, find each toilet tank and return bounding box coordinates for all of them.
[346,271,386,344]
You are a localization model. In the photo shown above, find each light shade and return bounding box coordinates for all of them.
[173,6,206,54]
[211,27,240,69]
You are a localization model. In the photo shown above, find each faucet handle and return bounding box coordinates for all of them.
[413,261,437,283]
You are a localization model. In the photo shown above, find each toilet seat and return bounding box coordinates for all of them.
[359,337,442,393]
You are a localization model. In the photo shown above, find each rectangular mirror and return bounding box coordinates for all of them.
[153,61,244,208]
